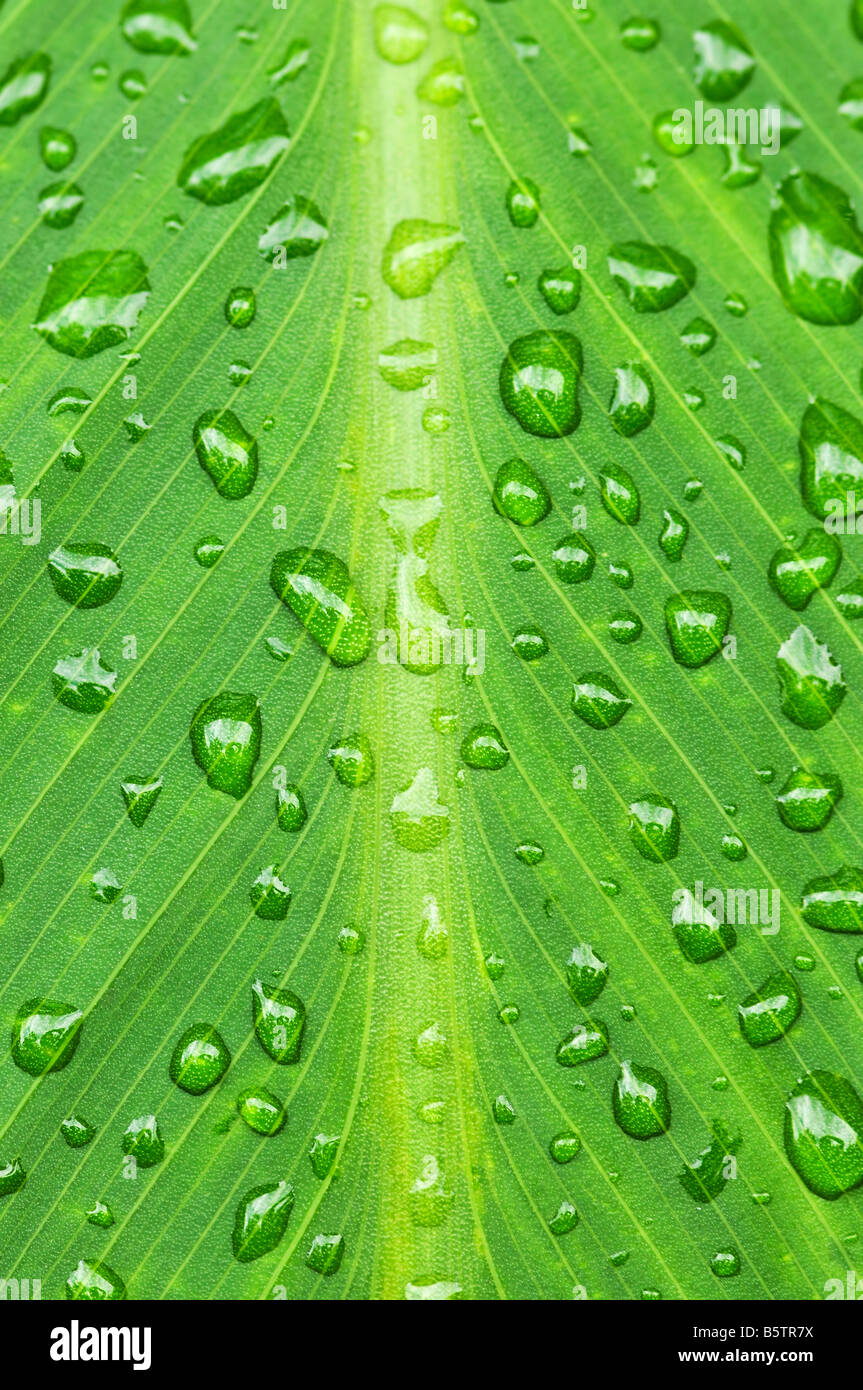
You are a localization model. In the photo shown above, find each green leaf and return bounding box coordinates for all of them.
[1,0,863,1304]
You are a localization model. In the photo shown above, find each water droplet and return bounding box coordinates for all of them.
[461,723,508,769]
[659,508,688,562]
[390,767,449,849]
[120,0,196,53]
[192,408,258,498]
[681,317,716,354]
[799,397,863,519]
[90,866,121,902]
[711,437,744,477]
[785,1071,863,1198]
[306,1232,345,1275]
[224,286,256,328]
[193,535,225,568]
[613,1060,671,1138]
[627,796,680,862]
[621,15,660,50]
[515,841,544,865]
[86,1200,114,1228]
[553,534,595,583]
[724,290,748,316]
[374,4,428,63]
[600,462,641,523]
[500,330,582,437]
[722,141,759,190]
[276,784,307,832]
[415,1020,448,1068]
[608,611,642,643]
[53,648,117,713]
[608,561,634,589]
[47,544,122,608]
[417,57,464,106]
[119,776,163,829]
[571,672,631,728]
[665,590,731,667]
[0,1158,26,1197]
[492,456,551,524]
[122,1114,164,1167]
[250,865,291,920]
[721,833,746,861]
[48,386,91,417]
[65,1258,125,1300]
[538,264,580,315]
[608,241,695,312]
[776,766,842,831]
[237,1088,285,1136]
[693,20,754,100]
[328,734,374,786]
[40,125,76,172]
[381,219,463,298]
[777,624,846,728]
[178,100,289,204]
[679,1119,741,1202]
[34,251,150,358]
[12,999,82,1075]
[608,362,654,437]
[567,122,591,156]
[556,1019,609,1065]
[672,890,736,962]
[189,692,261,797]
[253,978,306,1063]
[39,180,84,230]
[269,37,310,86]
[232,1180,294,1262]
[443,1,478,35]
[652,110,694,157]
[270,547,371,665]
[505,176,540,227]
[738,971,801,1046]
[422,404,450,434]
[0,53,50,125]
[169,1023,230,1094]
[309,1133,339,1179]
[801,866,863,933]
[769,172,863,325]
[549,1132,582,1163]
[710,1249,741,1278]
[61,1115,95,1148]
[259,193,328,262]
[119,69,147,100]
[378,337,437,390]
[511,626,548,660]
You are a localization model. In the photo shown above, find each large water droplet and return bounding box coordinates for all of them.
[499,330,582,436]
[12,999,83,1074]
[776,624,846,728]
[784,1071,863,1198]
[120,0,196,54]
[270,547,371,666]
[34,251,150,358]
[177,100,289,204]
[769,172,863,325]
[189,692,262,797]
[47,544,122,608]
[381,219,464,298]
[253,978,306,1063]
[0,53,51,125]
[192,409,258,499]
[232,1180,294,1262]
[608,241,695,312]
[613,1060,671,1138]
